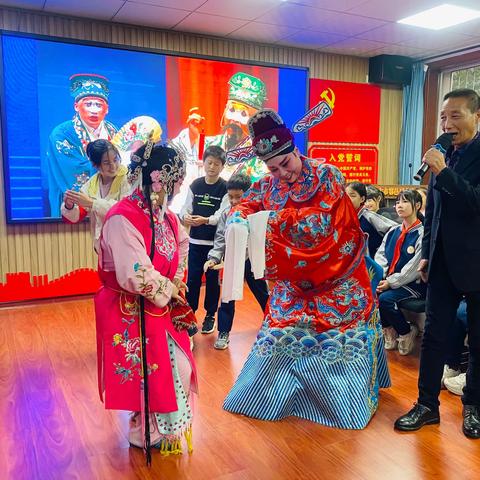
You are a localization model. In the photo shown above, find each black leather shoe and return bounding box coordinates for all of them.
[394,403,440,431]
[463,405,480,439]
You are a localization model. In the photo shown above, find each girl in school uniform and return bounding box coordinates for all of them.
[374,189,426,355]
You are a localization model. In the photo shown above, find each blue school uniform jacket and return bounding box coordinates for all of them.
[374,222,423,289]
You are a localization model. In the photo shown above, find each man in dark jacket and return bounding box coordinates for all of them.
[395,88,480,439]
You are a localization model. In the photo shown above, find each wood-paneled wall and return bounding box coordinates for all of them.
[0,7,403,282]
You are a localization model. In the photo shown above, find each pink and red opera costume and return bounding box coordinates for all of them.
[95,189,197,451]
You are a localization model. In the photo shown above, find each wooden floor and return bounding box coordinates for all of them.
[1,289,479,480]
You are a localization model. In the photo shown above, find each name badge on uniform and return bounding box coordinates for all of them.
[407,246,415,254]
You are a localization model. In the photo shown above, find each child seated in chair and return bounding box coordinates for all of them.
[375,189,426,355]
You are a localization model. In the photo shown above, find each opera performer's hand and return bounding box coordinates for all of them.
[172,277,188,292]
[171,283,186,305]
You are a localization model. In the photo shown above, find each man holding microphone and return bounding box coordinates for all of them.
[395,88,480,439]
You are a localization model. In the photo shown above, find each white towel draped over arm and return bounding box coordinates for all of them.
[222,210,271,302]
[222,222,248,302]
[247,210,271,280]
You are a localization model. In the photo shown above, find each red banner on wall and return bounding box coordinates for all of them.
[308,79,380,144]
[309,145,378,184]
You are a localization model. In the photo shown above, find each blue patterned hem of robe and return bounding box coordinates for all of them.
[223,310,391,429]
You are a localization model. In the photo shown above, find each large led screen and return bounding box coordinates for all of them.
[1,33,308,223]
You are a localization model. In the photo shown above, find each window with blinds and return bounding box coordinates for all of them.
[451,65,480,91]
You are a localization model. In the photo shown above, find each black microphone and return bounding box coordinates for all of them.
[414,132,453,181]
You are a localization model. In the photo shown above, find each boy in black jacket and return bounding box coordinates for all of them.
[180,145,229,334]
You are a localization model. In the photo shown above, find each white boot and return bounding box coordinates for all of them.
[444,373,466,396]
[383,327,398,350]
[441,365,461,387]
[398,325,418,355]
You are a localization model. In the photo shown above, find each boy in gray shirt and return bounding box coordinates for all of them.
[204,173,269,349]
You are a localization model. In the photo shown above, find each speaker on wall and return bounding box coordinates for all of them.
[368,55,413,86]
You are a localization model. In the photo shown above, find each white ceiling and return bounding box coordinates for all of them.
[1,0,480,59]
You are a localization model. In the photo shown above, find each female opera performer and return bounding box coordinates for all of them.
[222,109,390,429]
[94,141,197,457]
[61,139,130,252]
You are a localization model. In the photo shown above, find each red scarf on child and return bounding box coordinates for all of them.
[388,219,421,275]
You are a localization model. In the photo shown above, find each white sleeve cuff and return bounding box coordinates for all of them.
[61,203,80,223]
